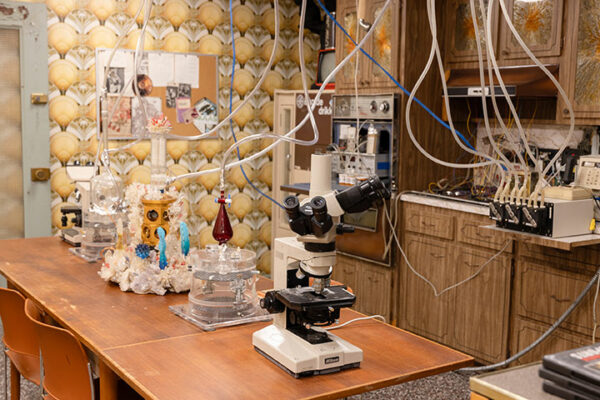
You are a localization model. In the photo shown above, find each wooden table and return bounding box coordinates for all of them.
[0,237,472,399]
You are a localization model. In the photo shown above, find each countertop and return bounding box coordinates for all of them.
[400,191,490,216]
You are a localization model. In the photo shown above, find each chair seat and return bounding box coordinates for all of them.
[6,348,41,385]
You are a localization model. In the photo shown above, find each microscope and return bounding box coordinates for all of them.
[253,154,390,377]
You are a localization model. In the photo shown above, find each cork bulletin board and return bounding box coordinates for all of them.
[95,48,218,139]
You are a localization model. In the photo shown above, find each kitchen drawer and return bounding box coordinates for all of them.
[404,209,455,240]
[514,258,596,336]
[510,317,589,366]
[457,216,513,253]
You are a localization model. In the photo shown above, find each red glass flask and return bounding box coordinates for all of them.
[212,191,233,244]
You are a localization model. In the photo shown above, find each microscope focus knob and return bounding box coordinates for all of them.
[336,224,355,234]
[260,291,285,314]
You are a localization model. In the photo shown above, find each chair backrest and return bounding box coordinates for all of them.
[24,299,93,400]
[0,287,39,357]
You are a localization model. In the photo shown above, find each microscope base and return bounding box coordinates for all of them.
[252,324,362,378]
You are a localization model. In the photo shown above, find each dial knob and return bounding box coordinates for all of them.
[379,101,390,113]
[370,100,377,113]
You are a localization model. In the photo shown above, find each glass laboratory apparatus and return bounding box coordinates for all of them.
[71,170,125,262]
[170,244,271,331]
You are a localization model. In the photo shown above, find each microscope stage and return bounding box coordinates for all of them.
[275,285,355,312]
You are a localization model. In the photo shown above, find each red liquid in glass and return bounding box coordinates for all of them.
[212,191,233,244]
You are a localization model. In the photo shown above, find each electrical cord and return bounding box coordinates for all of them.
[461,267,600,372]
[168,0,392,186]
[228,0,284,210]
[325,315,386,330]
[593,276,600,343]
[385,202,511,297]
[314,0,477,153]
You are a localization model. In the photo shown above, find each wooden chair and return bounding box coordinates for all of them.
[0,287,41,400]
[24,299,95,400]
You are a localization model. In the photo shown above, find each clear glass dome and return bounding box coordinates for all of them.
[187,245,262,323]
[90,170,122,213]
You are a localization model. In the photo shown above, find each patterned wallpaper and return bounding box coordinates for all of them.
[28,0,320,274]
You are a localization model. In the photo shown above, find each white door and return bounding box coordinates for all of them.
[0,2,51,239]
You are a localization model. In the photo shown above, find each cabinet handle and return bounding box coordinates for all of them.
[464,261,480,268]
[429,252,445,259]
[550,294,571,303]
[422,221,436,228]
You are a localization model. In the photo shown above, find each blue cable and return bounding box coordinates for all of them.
[315,0,477,152]
[229,0,285,209]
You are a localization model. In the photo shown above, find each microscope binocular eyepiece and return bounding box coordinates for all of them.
[310,196,328,223]
[335,175,391,214]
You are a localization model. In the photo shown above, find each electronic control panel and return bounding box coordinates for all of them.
[575,155,600,190]
[333,94,395,120]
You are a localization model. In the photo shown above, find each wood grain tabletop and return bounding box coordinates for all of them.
[0,237,473,399]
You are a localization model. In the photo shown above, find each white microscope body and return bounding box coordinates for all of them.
[252,154,389,377]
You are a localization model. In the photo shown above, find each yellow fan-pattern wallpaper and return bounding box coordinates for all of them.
[29,0,321,275]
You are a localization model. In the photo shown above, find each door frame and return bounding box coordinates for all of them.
[0,1,51,237]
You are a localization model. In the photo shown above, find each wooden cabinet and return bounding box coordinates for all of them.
[559,0,600,122]
[399,202,513,363]
[498,0,564,60]
[403,233,453,343]
[452,246,511,362]
[446,0,499,65]
[334,0,401,93]
[510,317,590,365]
[333,253,393,321]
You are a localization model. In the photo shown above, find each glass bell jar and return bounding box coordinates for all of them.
[170,244,271,330]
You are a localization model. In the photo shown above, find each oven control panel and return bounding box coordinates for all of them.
[333,94,396,120]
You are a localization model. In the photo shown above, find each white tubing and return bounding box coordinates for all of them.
[167,0,393,186]
[469,0,523,173]
[427,0,507,176]
[165,1,281,140]
[496,0,575,195]
[404,1,496,170]
[483,0,539,172]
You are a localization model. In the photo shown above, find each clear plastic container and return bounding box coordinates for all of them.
[189,245,261,321]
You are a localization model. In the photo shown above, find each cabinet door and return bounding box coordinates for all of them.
[499,0,564,59]
[447,0,499,64]
[560,0,600,121]
[333,255,360,309]
[359,264,392,319]
[510,318,589,365]
[334,0,361,92]
[403,234,452,343]
[362,0,401,89]
[452,246,511,363]
[514,258,596,337]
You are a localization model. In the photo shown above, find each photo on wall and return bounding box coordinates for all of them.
[132,97,162,136]
[106,67,125,94]
[106,96,132,137]
[166,86,178,108]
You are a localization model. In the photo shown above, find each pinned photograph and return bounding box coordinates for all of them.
[193,98,218,133]
[106,96,132,137]
[176,97,192,123]
[166,86,178,108]
[178,83,191,99]
[132,97,162,136]
[106,67,125,94]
